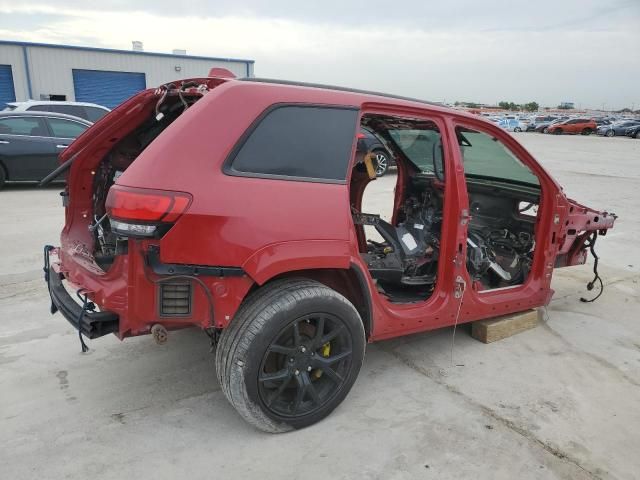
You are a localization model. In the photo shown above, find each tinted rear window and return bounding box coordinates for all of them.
[84,106,107,122]
[229,106,358,182]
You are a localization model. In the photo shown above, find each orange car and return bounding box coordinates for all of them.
[547,118,597,135]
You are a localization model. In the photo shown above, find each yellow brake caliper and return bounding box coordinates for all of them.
[313,342,331,379]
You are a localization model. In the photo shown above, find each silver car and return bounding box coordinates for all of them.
[3,100,109,123]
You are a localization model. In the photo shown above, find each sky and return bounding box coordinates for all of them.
[1,0,639,110]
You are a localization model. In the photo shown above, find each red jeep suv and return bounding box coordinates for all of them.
[43,74,615,432]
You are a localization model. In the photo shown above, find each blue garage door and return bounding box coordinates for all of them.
[72,69,146,109]
[0,65,16,109]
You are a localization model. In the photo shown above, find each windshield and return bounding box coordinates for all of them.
[388,128,441,173]
[457,128,540,186]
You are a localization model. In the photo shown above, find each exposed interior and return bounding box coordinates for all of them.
[90,85,207,271]
[350,114,541,303]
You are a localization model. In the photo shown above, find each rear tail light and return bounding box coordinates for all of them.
[105,185,192,237]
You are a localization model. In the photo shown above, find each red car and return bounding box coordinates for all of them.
[43,74,615,432]
[546,118,597,135]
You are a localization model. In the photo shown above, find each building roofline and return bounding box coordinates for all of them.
[0,40,255,64]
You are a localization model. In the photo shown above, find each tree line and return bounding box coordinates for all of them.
[454,101,539,111]
[498,101,539,112]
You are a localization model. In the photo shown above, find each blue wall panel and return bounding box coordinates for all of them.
[72,69,146,109]
[0,65,16,108]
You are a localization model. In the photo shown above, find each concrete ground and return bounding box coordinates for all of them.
[1,133,639,479]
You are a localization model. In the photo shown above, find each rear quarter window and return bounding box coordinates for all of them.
[227,105,358,182]
[84,106,107,122]
[46,118,88,138]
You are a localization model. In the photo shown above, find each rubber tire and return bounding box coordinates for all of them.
[636,131,640,139]
[0,165,5,190]
[514,127,522,132]
[215,278,366,433]
[581,128,592,135]
[606,130,615,137]
[543,127,549,134]
[553,128,563,135]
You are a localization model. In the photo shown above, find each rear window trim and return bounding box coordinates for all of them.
[222,102,360,185]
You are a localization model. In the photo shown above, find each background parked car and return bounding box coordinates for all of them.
[625,124,640,139]
[497,118,527,132]
[535,117,569,133]
[527,115,558,131]
[0,111,91,189]
[356,127,394,176]
[547,118,596,135]
[594,118,612,127]
[3,100,110,123]
[597,120,640,137]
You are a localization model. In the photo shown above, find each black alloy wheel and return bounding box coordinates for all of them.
[215,279,365,433]
[257,313,353,417]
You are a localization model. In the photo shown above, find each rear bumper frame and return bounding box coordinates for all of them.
[44,245,119,339]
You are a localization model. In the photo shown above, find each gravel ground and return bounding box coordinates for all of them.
[0,133,639,480]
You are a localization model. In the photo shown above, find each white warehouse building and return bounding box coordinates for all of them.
[0,40,254,109]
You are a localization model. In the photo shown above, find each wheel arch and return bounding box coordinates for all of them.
[263,264,373,339]
[242,240,352,285]
[372,146,389,154]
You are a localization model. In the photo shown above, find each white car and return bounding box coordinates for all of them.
[497,118,528,132]
[3,100,109,122]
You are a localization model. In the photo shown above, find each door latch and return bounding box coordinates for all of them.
[460,209,471,226]
[454,275,466,299]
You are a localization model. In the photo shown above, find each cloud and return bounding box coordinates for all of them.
[0,1,639,109]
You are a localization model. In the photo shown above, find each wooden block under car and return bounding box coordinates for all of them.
[471,309,540,344]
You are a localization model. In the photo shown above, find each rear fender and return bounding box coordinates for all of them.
[242,240,351,285]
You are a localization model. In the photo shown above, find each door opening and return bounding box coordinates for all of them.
[455,127,541,291]
[350,114,446,303]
